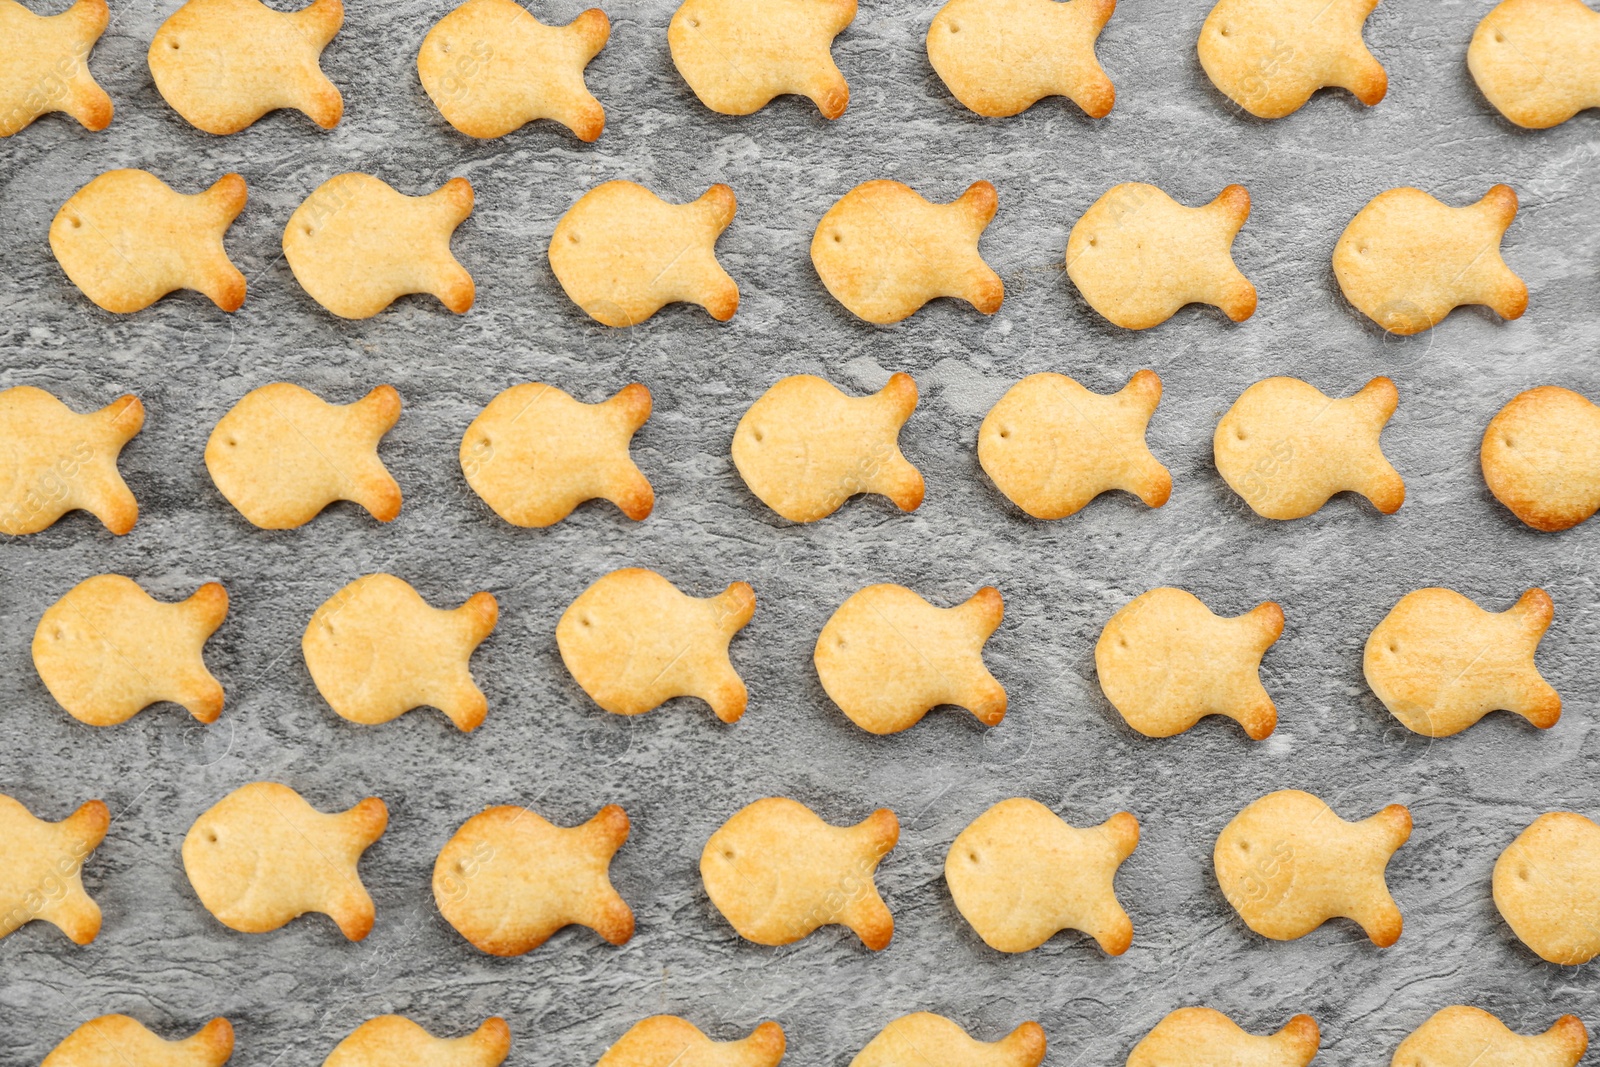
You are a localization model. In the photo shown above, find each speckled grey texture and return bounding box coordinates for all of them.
[2,0,1599,1063]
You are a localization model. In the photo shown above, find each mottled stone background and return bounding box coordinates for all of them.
[2,0,1598,1063]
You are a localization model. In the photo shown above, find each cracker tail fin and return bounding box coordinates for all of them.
[65,798,111,849]
[687,185,739,321]
[456,590,500,646]
[867,375,925,511]
[63,0,113,131]
[604,382,653,432]
[1352,888,1403,947]
[998,1021,1047,1067]
[714,581,757,634]
[803,60,850,120]
[344,796,390,849]
[329,882,377,941]
[695,183,738,232]
[1334,36,1387,107]
[355,384,403,434]
[951,589,1009,726]
[467,1018,512,1065]
[870,452,925,514]
[1510,588,1561,729]
[842,885,894,950]
[1121,368,1163,414]
[299,0,345,47]
[1540,1015,1589,1065]
[958,585,1006,638]
[97,393,145,443]
[196,175,249,311]
[608,464,655,522]
[568,7,611,58]
[1206,186,1258,321]
[1272,1014,1321,1066]
[40,886,102,945]
[1511,587,1555,637]
[875,371,919,421]
[1474,185,1528,321]
[349,387,404,522]
[183,1017,235,1065]
[737,1022,787,1066]
[584,804,631,855]
[83,405,143,533]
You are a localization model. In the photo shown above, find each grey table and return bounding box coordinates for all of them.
[2,0,1597,1063]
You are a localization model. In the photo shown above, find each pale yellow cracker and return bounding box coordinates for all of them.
[1494,811,1600,965]
[669,0,855,118]
[815,583,1005,735]
[149,0,342,134]
[461,382,653,528]
[812,180,1003,325]
[557,568,754,722]
[0,794,107,945]
[1214,376,1404,519]
[34,574,228,727]
[206,383,402,530]
[927,0,1114,118]
[1481,386,1600,532]
[284,173,475,319]
[1128,1008,1319,1067]
[550,181,738,327]
[1095,587,1283,740]
[1215,789,1411,946]
[1470,0,1600,129]
[849,1014,1045,1067]
[701,797,897,949]
[434,804,633,956]
[1333,185,1527,336]
[51,170,247,313]
[732,373,923,522]
[596,1017,785,1067]
[945,798,1138,954]
[303,573,498,732]
[1365,587,1559,738]
[183,781,387,940]
[0,386,142,535]
[0,0,111,136]
[420,0,608,141]
[43,1017,233,1067]
[1066,183,1256,330]
[1198,0,1386,119]
[1392,1007,1587,1067]
[979,369,1170,519]
[324,1016,510,1067]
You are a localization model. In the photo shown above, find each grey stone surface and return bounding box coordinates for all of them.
[2,0,1599,1062]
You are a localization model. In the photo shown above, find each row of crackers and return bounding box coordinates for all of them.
[50,166,1533,332]
[6,0,1593,138]
[31,1003,1590,1066]
[8,561,1568,736]
[6,781,1596,1060]
[6,367,1596,534]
